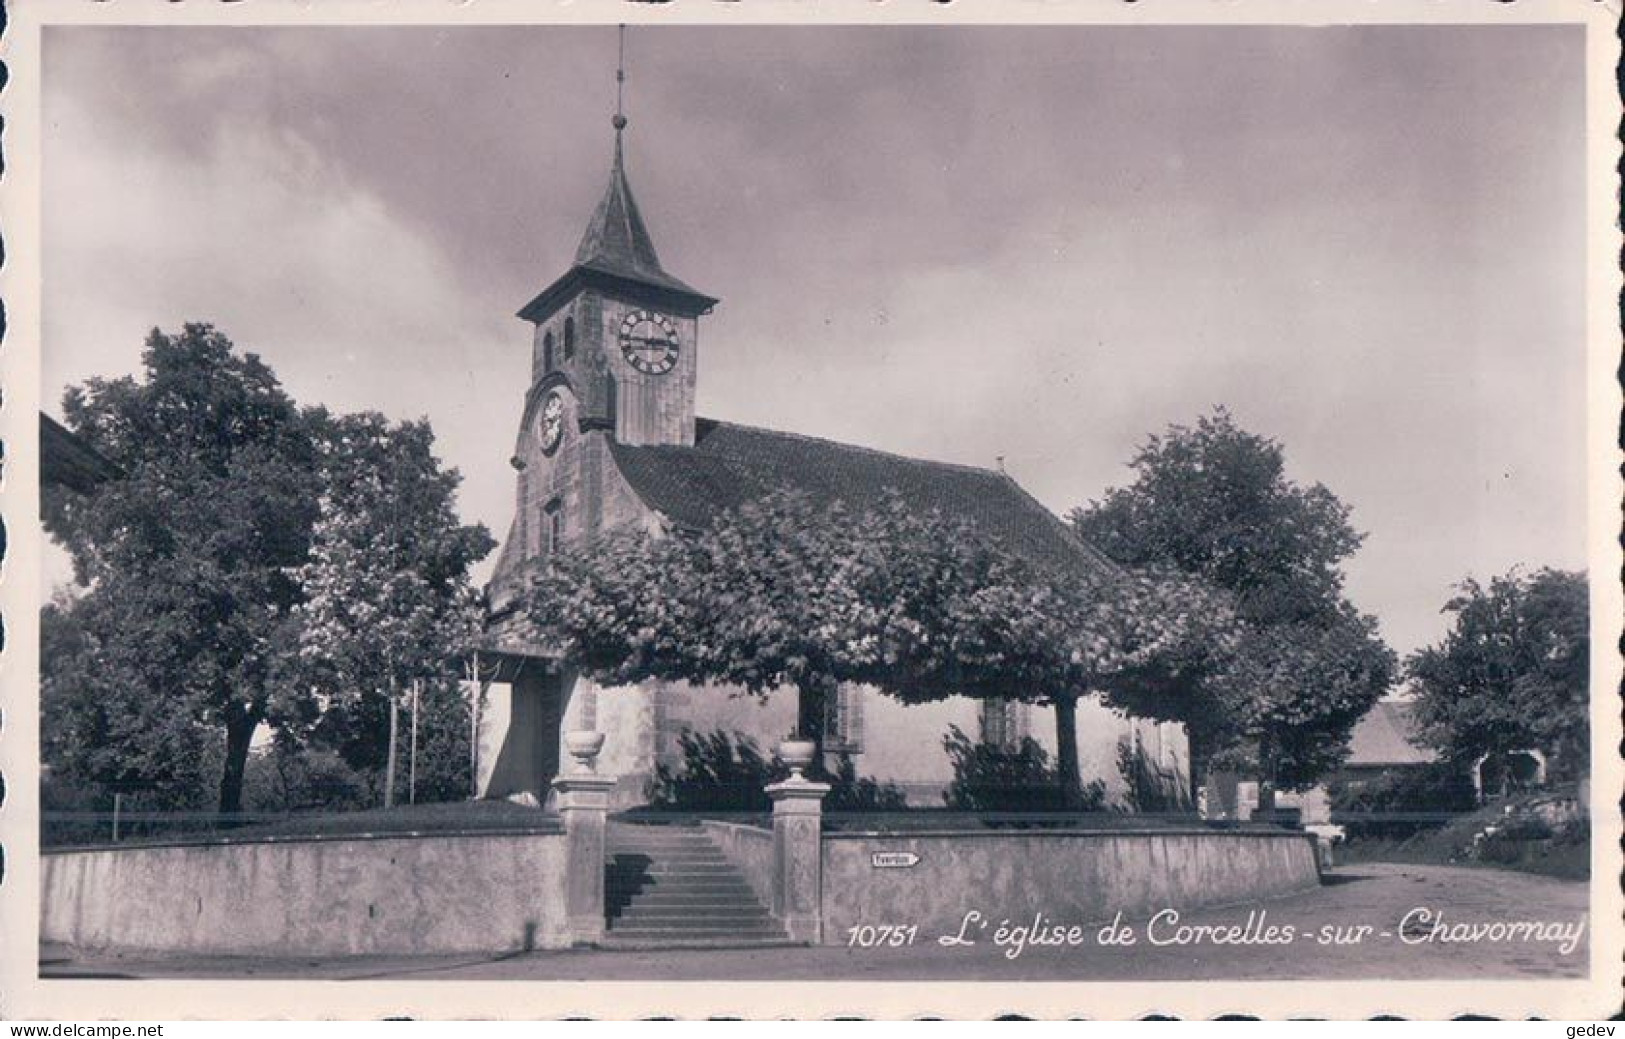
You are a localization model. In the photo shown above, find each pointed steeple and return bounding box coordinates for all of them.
[572,129,687,293]
[517,35,716,325]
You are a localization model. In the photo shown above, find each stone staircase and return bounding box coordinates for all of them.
[603,822,791,948]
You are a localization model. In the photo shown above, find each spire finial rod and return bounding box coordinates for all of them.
[613,24,628,133]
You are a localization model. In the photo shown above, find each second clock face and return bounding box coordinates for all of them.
[619,310,680,375]
[538,391,565,454]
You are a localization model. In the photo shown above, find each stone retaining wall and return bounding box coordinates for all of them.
[701,820,776,907]
[42,830,572,956]
[821,828,1321,942]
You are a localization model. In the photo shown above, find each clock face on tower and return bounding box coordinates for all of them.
[538,391,565,455]
[619,309,680,375]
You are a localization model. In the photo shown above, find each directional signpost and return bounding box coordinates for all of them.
[871,851,921,869]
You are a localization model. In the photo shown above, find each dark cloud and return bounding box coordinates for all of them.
[42,23,1589,655]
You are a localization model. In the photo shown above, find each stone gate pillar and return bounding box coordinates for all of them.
[553,731,616,946]
[765,774,830,944]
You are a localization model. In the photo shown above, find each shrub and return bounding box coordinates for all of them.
[826,753,909,813]
[1115,735,1192,814]
[646,730,779,813]
[243,742,373,815]
[645,729,907,814]
[40,769,109,847]
[1469,813,1552,863]
[1466,797,1588,866]
[1329,763,1477,840]
[941,724,1103,815]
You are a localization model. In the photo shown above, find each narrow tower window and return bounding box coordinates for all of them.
[563,317,576,360]
[543,498,565,557]
[518,471,532,554]
[543,331,555,372]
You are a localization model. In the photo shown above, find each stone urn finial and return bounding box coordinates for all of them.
[777,736,818,782]
[564,730,606,774]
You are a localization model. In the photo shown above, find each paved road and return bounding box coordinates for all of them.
[40,862,1590,982]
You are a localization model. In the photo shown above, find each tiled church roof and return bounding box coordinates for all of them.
[610,418,1118,580]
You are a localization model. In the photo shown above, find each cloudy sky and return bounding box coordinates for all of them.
[40,22,1588,657]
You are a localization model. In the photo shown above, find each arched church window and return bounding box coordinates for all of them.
[543,498,564,557]
[825,686,865,754]
[543,331,555,372]
[563,317,576,360]
[978,698,1027,750]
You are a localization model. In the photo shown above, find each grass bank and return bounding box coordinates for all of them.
[1340,791,1588,881]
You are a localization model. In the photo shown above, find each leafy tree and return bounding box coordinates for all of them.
[405,676,482,804]
[529,489,1232,808]
[48,324,320,814]
[1206,608,1398,790]
[284,412,494,806]
[41,595,219,812]
[529,492,892,759]
[1074,409,1361,627]
[1073,409,1396,805]
[1406,568,1588,783]
[840,505,1234,805]
[45,325,493,816]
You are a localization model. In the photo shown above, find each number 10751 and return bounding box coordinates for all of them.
[846,924,918,948]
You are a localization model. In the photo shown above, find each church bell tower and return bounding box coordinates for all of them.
[479,35,720,808]
[515,74,717,450]
[496,33,718,577]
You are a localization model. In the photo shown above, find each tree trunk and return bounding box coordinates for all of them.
[469,653,483,798]
[218,707,258,817]
[1255,732,1276,817]
[409,679,419,807]
[1053,692,1083,810]
[796,678,833,762]
[1255,780,1277,816]
[1187,727,1210,812]
[385,689,399,810]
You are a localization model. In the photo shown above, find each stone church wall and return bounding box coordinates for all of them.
[642,682,1188,809]
[854,694,1151,805]
[477,670,562,803]
[561,671,661,808]
[479,667,1189,811]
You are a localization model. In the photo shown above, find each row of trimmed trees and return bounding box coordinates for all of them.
[527,409,1400,808]
[532,489,1238,805]
[43,325,1587,821]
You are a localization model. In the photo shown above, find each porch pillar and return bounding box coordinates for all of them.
[765,775,830,944]
[552,731,615,946]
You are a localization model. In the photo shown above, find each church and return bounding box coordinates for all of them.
[473,110,1187,810]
